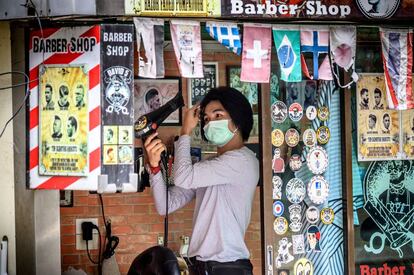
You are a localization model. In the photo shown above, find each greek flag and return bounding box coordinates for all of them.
[205,21,241,55]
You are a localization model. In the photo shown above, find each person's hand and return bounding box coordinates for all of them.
[143,132,166,168]
[181,104,200,136]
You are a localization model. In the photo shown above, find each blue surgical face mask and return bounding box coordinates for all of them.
[203,119,237,147]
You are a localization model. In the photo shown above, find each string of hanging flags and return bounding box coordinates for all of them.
[133,19,414,110]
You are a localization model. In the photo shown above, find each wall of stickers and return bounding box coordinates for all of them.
[268,77,344,274]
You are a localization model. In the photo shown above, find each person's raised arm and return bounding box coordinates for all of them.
[144,132,195,214]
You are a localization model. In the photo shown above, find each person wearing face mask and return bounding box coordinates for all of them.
[144,87,259,275]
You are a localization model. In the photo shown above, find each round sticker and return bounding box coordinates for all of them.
[289,103,303,122]
[273,217,288,235]
[306,206,320,224]
[320,207,335,225]
[272,129,285,147]
[318,106,330,121]
[307,175,330,205]
[306,146,329,175]
[303,129,317,147]
[272,101,288,123]
[273,201,285,217]
[289,154,302,171]
[286,178,306,204]
[285,128,300,147]
[289,204,302,232]
[306,105,317,120]
[316,126,330,145]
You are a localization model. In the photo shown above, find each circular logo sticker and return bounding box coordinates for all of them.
[320,207,335,225]
[317,126,330,145]
[134,116,147,131]
[306,206,320,224]
[289,154,302,171]
[272,101,288,123]
[286,178,306,204]
[306,105,317,121]
[272,129,285,147]
[303,129,317,147]
[318,106,330,121]
[306,146,329,175]
[289,103,303,122]
[273,201,285,217]
[356,0,400,19]
[273,217,288,235]
[285,128,300,147]
[307,175,330,205]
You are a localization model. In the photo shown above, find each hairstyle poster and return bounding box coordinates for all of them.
[39,65,89,176]
[133,78,180,124]
[357,74,400,161]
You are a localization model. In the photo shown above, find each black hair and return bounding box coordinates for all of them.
[45,84,53,91]
[145,89,159,103]
[369,114,377,123]
[59,85,69,96]
[374,88,382,96]
[199,87,253,142]
[383,113,390,119]
[68,116,78,131]
[360,88,368,95]
[54,115,61,121]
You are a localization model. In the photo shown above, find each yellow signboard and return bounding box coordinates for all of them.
[39,65,88,176]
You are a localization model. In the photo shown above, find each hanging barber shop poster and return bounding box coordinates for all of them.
[39,65,89,176]
[357,74,400,161]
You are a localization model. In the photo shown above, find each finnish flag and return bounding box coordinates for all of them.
[206,21,242,55]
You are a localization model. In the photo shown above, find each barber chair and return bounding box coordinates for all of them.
[127,246,180,275]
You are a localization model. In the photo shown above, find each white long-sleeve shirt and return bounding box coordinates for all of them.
[150,135,259,262]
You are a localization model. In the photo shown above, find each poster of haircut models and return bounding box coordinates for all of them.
[39,65,89,176]
[357,74,400,161]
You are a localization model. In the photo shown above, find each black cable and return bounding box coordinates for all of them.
[98,194,120,260]
[160,151,169,247]
[0,72,30,139]
[85,226,102,275]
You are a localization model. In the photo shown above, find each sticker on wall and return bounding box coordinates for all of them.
[306,105,317,121]
[272,101,288,123]
[317,106,330,121]
[317,126,331,144]
[285,128,300,147]
[272,175,283,200]
[274,217,288,235]
[286,178,306,204]
[275,237,294,268]
[294,258,314,275]
[292,234,306,255]
[303,128,317,147]
[289,154,303,171]
[306,225,322,252]
[272,129,285,147]
[277,270,290,275]
[363,161,414,256]
[320,207,335,225]
[273,201,285,217]
[289,204,303,232]
[289,103,303,122]
[306,146,329,175]
[272,148,285,174]
[307,175,330,205]
[306,206,320,224]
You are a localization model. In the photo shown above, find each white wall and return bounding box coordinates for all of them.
[0,21,16,275]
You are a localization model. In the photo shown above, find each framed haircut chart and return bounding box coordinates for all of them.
[134,78,182,125]
[188,62,218,106]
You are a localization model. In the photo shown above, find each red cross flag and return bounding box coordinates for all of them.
[241,23,272,83]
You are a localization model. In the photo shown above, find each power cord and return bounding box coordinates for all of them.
[98,194,119,259]
[82,222,102,275]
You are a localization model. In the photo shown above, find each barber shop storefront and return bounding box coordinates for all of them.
[2,0,414,274]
